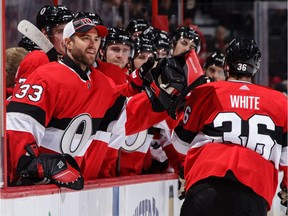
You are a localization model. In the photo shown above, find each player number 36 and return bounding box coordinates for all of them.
[237,63,247,71]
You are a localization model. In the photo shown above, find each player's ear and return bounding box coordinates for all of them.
[40,28,50,39]
[64,38,73,49]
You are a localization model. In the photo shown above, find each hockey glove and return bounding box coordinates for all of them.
[128,57,155,90]
[278,181,287,207]
[168,74,213,119]
[178,165,186,200]
[17,144,84,190]
[144,56,188,113]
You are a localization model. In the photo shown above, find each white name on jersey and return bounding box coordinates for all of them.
[230,95,260,110]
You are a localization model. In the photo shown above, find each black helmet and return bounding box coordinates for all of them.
[170,26,201,53]
[36,5,73,30]
[140,26,157,41]
[126,19,149,36]
[225,37,261,76]
[134,35,157,58]
[203,51,225,69]
[103,28,134,49]
[18,36,41,52]
[74,11,105,26]
[154,30,171,52]
[102,27,134,58]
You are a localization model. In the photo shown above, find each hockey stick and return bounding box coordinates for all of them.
[17,20,58,61]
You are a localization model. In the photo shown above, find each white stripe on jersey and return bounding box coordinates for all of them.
[173,128,285,169]
[171,131,225,155]
[40,127,111,157]
[111,104,127,136]
[280,146,288,167]
[153,120,170,131]
[171,130,191,155]
[6,112,45,145]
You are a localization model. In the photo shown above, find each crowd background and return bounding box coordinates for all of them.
[5,0,287,90]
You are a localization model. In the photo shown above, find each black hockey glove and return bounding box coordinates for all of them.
[144,57,188,113]
[17,143,84,190]
[278,181,287,207]
[128,57,155,90]
[178,165,186,200]
[168,74,213,119]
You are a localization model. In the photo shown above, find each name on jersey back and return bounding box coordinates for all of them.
[230,95,260,110]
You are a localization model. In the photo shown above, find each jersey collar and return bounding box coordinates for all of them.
[62,55,90,80]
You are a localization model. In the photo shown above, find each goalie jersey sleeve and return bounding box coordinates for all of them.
[171,80,287,209]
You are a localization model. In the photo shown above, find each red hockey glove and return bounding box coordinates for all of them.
[128,57,155,90]
[17,144,84,190]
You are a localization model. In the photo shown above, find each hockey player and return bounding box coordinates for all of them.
[170,26,201,57]
[126,18,150,40]
[113,40,207,177]
[203,51,225,81]
[139,26,171,60]
[153,29,172,59]
[73,12,127,85]
[6,17,144,189]
[131,35,157,71]
[100,27,134,74]
[147,26,203,195]
[146,26,200,174]
[170,37,287,215]
[5,47,28,99]
[14,5,74,94]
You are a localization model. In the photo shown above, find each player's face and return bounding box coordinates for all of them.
[50,23,67,55]
[173,38,196,56]
[69,28,101,71]
[133,51,154,69]
[106,43,131,69]
[205,65,225,81]
[157,48,170,59]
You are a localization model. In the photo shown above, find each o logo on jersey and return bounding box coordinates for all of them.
[61,113,92,156]
[123,130,148,151]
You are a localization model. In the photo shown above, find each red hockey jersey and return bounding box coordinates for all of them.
[171,80,288,208]
[14,50,50,89]
[6,56,134,183]
[97,60,128,85]
[96,62,157,177]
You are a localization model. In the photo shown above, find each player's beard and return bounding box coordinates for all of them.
[71,46,96,68]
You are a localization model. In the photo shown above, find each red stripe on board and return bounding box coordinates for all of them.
[1,173,178,199]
